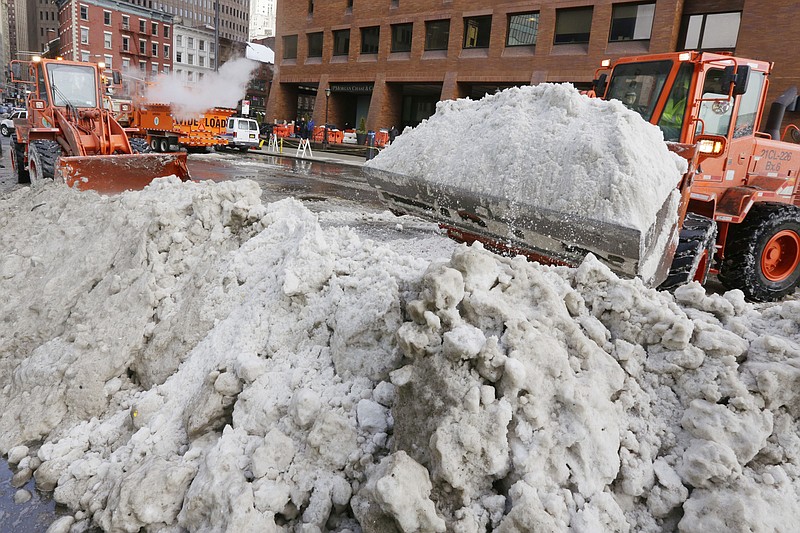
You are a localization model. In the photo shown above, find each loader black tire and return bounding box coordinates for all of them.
[130,137,153,154]
[718,203,800,302]
[659,213,717,292]
[28,140,62,186]
[11,136,29,184]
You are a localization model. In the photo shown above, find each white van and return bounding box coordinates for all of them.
[224,117,260,151]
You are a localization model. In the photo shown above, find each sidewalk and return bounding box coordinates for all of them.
[252,137,372,168]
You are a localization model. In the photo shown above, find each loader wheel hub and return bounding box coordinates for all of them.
[761,230,800,282]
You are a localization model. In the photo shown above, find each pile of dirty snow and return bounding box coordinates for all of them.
[367,83,685,235]
[1,178,799,533]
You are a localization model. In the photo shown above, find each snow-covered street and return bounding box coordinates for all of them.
[0,86,798,532]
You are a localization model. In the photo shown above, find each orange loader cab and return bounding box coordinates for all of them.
[594,51,800,301]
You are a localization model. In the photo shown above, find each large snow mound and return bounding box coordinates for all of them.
[366,83,686,234]
[1,179,799,532]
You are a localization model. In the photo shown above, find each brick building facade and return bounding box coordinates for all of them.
[54,0,173,80]
[266,0,800,134]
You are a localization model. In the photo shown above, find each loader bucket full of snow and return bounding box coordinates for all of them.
[363,166,682,286]
[57,152,191,193]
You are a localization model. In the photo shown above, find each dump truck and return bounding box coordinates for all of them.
[365,51,800,301]
[116,102,235,153]
[9,57,190,193]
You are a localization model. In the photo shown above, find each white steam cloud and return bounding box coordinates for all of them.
[144,58,259,120]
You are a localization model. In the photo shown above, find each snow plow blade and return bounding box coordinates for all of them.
[58,152,191,193]
[363,166,681,287]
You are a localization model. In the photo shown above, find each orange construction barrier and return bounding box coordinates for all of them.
[375,130,389,148]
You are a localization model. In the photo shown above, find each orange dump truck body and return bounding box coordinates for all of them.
[131,104,236,150]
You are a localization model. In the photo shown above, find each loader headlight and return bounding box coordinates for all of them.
[694,135,727,158]
[698,139,723,154]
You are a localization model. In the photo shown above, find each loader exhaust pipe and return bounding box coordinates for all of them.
[762,86,798,141]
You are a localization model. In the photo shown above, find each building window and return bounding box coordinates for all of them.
[507,12,538,46]
[164,45,170,59]
[152,43,158,56]
[188,37,194,48]
[610,3,655,41]
[308,32,323,57]
[152,63,158,75]
[361,26,380,54]
[163,65,169,74]
[463,16,491,49]
[139,39,146,55]
[104,11,111,25]
[104,32,112,49]
[188,71,194,82]
[122,15,129,30]
[176,35,182,46]
[554,6,593,44]
[151,22,158,35]
[80,5,88,20]
[122,58,130,68]
[164,26,169,38]
[425,19,450,51]
[104,55,112,67]
[187,54,194,65]
[123,36,130,52]
[199,40,205,51]
[81,51,90,62]
[283,35,298,59]
[176,52,182,62]
[139,60,146,72]
[308,0,313,15]
[681,12,741,51]
[333,29,350,56]
[140,20,146,33]
[199,56,205,67]
[80,27,89,45]
[391,23,412,52]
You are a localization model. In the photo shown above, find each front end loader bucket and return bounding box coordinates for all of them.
[57,152,191,193]
[363,166,682,287]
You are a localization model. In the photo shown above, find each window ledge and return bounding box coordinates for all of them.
[281,58,297,65]
[550,43,589,55]
[305,57,322,65]
[389,51,411,61]
[502,45,535,58]
[422,50,448,60]
[605,40,650,55]
[331,55,349,63]
[459,48,489,59]
[358,54,378,62]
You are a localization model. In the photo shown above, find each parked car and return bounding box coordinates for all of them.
[1,110,26,137]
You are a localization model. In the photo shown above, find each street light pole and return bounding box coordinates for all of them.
[323,87,331,150]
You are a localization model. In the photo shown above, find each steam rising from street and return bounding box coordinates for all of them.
[144,57,259,119]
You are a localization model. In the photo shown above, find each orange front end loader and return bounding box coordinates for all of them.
[10,57,189,193]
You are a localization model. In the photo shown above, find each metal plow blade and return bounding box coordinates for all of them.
[363,167,680,287]
[58,153,191,193]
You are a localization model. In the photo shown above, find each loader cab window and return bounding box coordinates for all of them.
[695,68,733,137]
[657,62,693,141]
[733,70,764,138]
[46,64,98,108]
[605,60,672,122]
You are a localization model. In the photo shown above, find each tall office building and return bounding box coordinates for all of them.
[249,0,275,40]
[147,0,249,41]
